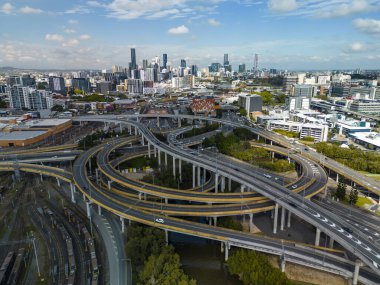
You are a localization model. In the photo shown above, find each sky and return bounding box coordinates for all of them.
[0,0,380,70]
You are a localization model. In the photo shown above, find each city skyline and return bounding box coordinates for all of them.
[1,0,380,70]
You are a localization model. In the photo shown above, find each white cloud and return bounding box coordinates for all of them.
[268,0,380,18]
[268,0,297,12]
[62,39,80,47]
[208,18,221,26]
[68,19,78,24]
[64,29,76,34]
[19,6,43,14]
[349,42,366,52]
[168,25,189,34]
[1,3,14,14]
[65,6,90,14]
[353,18,380,34]
[90,0,219,20]
[45,34,65,42]
[79,34,91,40]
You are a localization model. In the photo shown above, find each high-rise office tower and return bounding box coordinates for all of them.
[48,76,65,95]
[180,59,187,68]
[254,54,258,71]
[131,48,137,70]
[191,65,198,76]
[224,53,229,66]
[163,54,168,69]
[142,59,148,69]
[238,64,246,73]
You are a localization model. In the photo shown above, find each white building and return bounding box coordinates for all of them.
[267,120,329,142]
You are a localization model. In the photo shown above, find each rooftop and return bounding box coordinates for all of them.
[0,130,47,141]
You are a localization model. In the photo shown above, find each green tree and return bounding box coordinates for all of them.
[138,246,196,285]
[51,105,64,112]
[239,108,247,117]
[37,82,47,90]
[227,249,292,285]
[126,225,166,268]
[0,99,7,108]
[349,186,359,205]
[335,181,347,201]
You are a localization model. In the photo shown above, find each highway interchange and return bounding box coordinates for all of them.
[1,114,380,284]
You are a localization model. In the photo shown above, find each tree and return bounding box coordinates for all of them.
[138,246,196,285]
[349,186,359,205]
[37,82,47,90]
[335,181,347,201]
[0,99,7,108]
[239,108,247,117]
[227,249,292,285]
[51,105,64,112]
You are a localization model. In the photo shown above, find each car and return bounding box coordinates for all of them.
[291,185,298,189]
[289,202,297,208]
[342,226,353,234]
[264,174,271,178]
[155,218,164,224]
[304,147,309,151]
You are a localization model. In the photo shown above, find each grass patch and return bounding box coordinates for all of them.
[355,196,374,207]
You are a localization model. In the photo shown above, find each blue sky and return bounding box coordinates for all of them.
[0,0,380,70]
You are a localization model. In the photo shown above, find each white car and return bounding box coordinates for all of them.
[155,218,164,224]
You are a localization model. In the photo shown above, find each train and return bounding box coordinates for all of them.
[7,248,25,285]
[81,226,99,284]
[58,225,76,277]
[63,207,99,284]
[0,252,15,285]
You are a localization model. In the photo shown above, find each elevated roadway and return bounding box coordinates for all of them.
[74,115,380,274]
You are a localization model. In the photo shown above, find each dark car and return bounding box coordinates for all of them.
[342,226,353,234]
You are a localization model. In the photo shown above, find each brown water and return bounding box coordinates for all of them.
[170,232,242,285]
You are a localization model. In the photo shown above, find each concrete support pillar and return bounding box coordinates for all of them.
[158,149,161,166]
[40,173,43,182]
[315,228,321,246]
[172,156,176,178]
[221,176,225,192]
[287,210,291,228]
[56,178,60,187]
[240,185,245,193]
[273,203,279,234]
[336,173,339,183]
[221,242,224,253]
[281,257,286,273]
[70,183,75,203]
[165,198,168,204]
[144,193,147,200]
[108,180,112,190]
[165,152,168,166]
[192,165,196,189]
[128,125,132,135]
[138,192,142,200]
[197,166,201,186]
[224,242,229,261]
[154,146,157,158]
[119,123,123,133]
[157,117,160,128]
[228,178,232,191]
[249,213,254,233]
[209,217,212,226]
[95,168,99,183]
[86,202,91,218]
[280,206,286,231]
[215,173,219,193]
[134,126,138,136]
[329,237,334,248]
[83,193,86,201]
[353,260,362,285]
[148,143,151,158]
[213,216,217,226]
[179,160,182,182]
[165,229,169,245]
[203,168,206,182]
[98,205,102,216]
[120,217,125,233]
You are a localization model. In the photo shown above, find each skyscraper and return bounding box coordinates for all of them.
[238,64,246,73]
[163,54,168,69]
[180,59,187,68]
[131,48,137,70]
[224,53,229,66]
[48,76,65,95]
[254,54,258,71]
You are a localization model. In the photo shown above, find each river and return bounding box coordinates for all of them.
[170,232,242,285]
